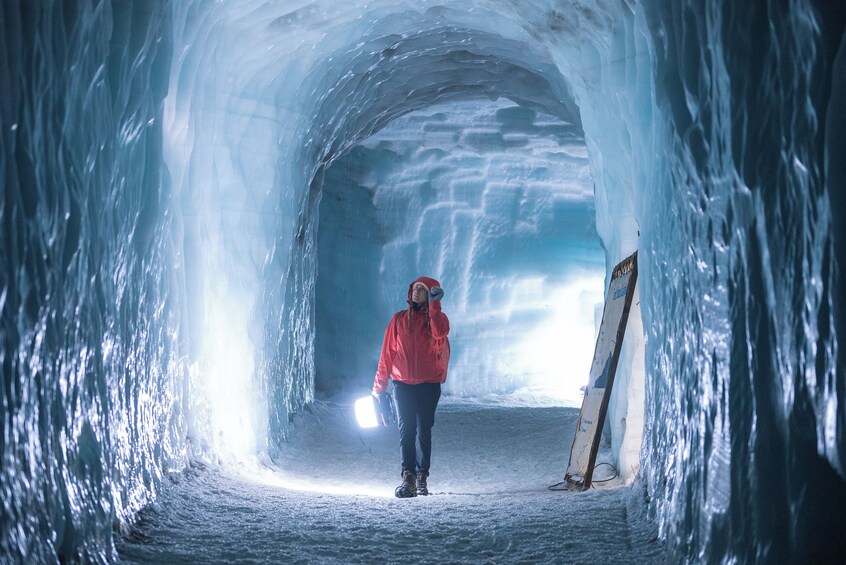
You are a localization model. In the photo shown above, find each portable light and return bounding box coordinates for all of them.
[354,393,395,428]
[354,396,380,428]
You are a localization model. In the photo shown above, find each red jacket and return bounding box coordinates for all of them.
[373,276,451,393]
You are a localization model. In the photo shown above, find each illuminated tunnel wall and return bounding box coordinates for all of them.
[1,0,845,562]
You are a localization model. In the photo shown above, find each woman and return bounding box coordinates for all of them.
[373,276,451,497]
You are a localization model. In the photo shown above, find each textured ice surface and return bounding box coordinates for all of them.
[2,0,845,563]
[117,401,663,564]
[0,3,184,562]
[632,4,846,561]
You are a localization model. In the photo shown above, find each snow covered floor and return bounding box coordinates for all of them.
[117,400,664,564]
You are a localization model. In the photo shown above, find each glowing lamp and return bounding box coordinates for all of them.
[355,396,380,428]
[354,393,396,428]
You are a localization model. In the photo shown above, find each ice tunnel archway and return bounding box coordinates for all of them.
[299,23,609,405]
[5,1,846,562]
[164,1,642,459]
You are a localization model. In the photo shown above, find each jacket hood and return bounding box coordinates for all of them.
[407,276,441,301]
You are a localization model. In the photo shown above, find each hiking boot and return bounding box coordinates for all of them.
[395,470,417,498]
[416,472,429,496]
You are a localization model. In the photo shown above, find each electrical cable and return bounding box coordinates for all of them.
[589,462,618,487]
[548,462,619,491]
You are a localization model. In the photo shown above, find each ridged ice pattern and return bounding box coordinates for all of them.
[1,2,184,562]
[633,3,846,561]
[1,0,845,563]
[315,99,604,403]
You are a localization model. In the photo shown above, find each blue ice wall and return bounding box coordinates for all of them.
[1,1,185,562]
[633,2,846,560]
[565,0,846,559]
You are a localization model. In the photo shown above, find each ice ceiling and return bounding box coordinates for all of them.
[1,0,845,563]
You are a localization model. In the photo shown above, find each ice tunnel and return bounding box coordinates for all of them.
[2,0,845,563]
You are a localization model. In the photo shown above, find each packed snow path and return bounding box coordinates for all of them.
[118,401,664,563]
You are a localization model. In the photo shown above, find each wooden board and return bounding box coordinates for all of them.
[564,251,638,491]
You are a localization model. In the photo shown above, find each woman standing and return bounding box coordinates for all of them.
[373,276,451,498]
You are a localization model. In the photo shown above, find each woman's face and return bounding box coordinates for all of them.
[411,283,428,304]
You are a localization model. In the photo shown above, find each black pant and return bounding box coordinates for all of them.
[393,381,441,476]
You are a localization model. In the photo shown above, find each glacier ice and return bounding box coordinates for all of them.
[1,0,845,563]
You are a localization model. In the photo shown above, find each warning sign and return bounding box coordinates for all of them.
[564,251,638,491]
